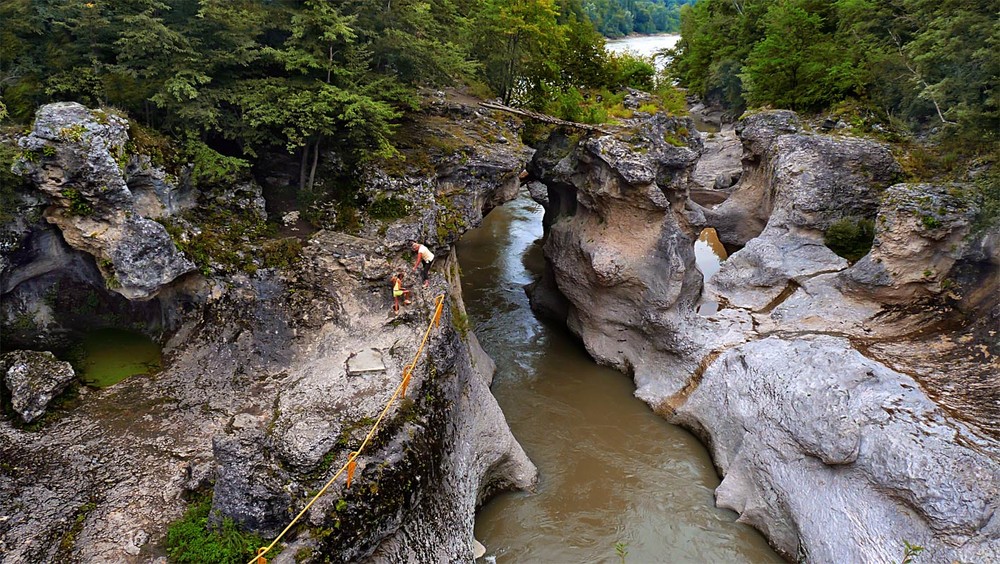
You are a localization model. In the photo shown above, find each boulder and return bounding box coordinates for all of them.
[13,102,195,300]
[735,110,801,165]
[1,350,75,424]
[525,180,549,207]
[765,134,902,232]
[844,183,984,302]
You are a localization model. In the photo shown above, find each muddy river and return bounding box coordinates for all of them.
[460,197,780,562]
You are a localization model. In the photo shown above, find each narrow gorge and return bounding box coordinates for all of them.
[523,106,999,562]
[1,89,997,563]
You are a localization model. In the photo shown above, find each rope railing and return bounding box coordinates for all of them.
[248,294,446,564]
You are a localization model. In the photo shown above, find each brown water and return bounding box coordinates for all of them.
[460,198,781,563]
[695,228,727,317]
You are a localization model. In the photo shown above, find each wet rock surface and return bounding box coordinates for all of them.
[528,109,999,561]
[0,350,75,424]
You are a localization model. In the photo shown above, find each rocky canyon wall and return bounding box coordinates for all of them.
[527,109,999,562]
[0,95,537,563]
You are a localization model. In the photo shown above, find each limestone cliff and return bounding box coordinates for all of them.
[0,93,536,562]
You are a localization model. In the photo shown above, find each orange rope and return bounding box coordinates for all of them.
[247,294,446,564]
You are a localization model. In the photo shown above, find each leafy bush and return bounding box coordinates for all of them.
[824,217,875,262]
[184,139,249,188]
[605,51,656,91]
[367,195,411,220]
[165,493,268,564]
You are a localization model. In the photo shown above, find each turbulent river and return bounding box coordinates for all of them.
[460,197,781,562]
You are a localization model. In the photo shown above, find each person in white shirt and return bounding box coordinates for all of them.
[411,241,435,288]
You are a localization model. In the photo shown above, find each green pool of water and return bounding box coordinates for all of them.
[77,328,162,388]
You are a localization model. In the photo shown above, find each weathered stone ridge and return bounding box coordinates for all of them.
[527,109,999,562]
[13,102,195,300]
[675,336,999,563]
[526,114,707,386]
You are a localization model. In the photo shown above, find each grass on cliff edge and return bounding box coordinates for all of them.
[166,492,272,564]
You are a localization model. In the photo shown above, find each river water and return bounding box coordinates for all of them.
[605,34,680,71]
[461,198,780,562]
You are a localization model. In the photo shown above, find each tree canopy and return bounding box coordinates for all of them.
[669,0,999,140]
[583,0,695,37]
[2,0,669,191]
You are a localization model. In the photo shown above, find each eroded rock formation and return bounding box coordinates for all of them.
[12,102,196,300]
[527,109,999,562]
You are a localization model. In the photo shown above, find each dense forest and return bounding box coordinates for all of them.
[669,0,998,144]
[1,0,996,195]
[0,0,658,194]
[583,0,694,37]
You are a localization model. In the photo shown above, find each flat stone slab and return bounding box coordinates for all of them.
[346,348,386,376]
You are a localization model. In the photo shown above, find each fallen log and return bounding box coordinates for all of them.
[480,102,614,135]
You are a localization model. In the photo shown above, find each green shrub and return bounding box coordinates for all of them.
[653,82,687,116]
[606,52,655,91]
[824,217,875,262]
[920,215,942,230]
[367,195,411,220]
[184,139,248,187]
[165,493,269,564]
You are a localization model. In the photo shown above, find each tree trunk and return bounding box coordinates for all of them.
[502,33,520,105]
[307,137,322,191]
[299,143,309,191]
